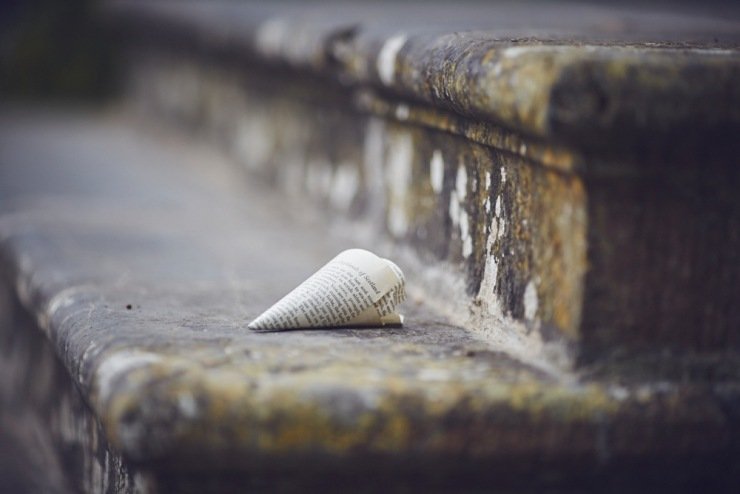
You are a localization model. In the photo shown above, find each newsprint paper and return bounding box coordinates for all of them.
[248,249,405,331]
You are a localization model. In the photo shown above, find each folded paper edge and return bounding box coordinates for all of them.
[248,249,405,331]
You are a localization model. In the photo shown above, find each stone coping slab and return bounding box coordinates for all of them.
[1,109,739,489]
[109,0,740,154]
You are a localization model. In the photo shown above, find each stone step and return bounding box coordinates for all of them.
[107,1,740,367]
[1,107,738,492]
[3,1,740,491]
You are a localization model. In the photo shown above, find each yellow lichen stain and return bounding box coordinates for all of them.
[356,88,581,173]
[483,380,618,423]
[96,343,631,462]
[375,413,412,451]
[529,168,588,338]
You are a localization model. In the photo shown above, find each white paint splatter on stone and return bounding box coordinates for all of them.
[460,210,473,258]
[524,279,539,320]
[483,170,492,213]
[177,392,198,419]
[255,18,288,57]
[233,114,271,170]
[609,386,630,401]
[377,34,408,85]
[455,163,468,200]
[477,218,501,317]
[447,162,474,257]
[491,178,504,239]
[386,131,413,237]
[429,150,444,193]
[395,103,410,120]
[449,190,460,227]
[489,216,499,243]
[330,163,359,210]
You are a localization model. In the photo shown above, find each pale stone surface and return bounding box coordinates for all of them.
[114,0,740,362]
[1,109,739,490]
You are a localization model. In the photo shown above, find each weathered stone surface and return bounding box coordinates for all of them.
[4,2,740,489]
[124,55,589,361]
[121,48,740,367]
[0,281,150,493]
[110,0,740,152]
[1,109,740,491]
[106,0,740,365]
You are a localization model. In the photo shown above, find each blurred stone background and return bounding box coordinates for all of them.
[1,0,116,101]
[1,1,740,492]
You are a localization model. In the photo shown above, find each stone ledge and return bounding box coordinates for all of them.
[109,0,740,155]
[119,43,740,361]
[107,1,740,361]
[1,109,740,491]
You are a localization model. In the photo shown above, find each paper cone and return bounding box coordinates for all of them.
[248,249,405,331]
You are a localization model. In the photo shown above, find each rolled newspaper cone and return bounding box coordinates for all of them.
[248,249,405,331]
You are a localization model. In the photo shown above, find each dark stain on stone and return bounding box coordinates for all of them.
[549,62,611,128]
[324,24,361,71]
